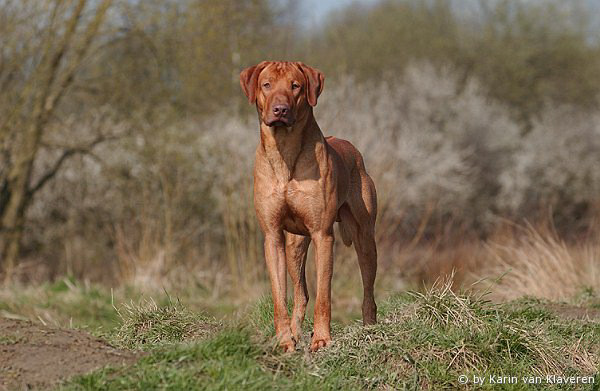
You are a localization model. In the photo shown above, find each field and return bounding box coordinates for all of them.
[0,271,598,390]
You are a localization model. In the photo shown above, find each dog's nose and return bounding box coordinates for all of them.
[273,104,289,117]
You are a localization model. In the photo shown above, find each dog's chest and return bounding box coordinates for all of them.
[282,178,324,234]
[254,131,328,234]
[285,177,322,210]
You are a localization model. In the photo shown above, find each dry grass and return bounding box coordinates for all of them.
[113,297,221,349]
[478,223,600,301]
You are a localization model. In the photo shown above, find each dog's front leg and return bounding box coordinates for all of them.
[311,232,334,352]
[285,232,311,343]
[264,232,295,352]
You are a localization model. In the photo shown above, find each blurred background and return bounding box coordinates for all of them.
[1,0,600,319]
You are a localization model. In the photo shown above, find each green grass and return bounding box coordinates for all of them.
[0,278,121,331]
[63,330,278,390]
[52,277,600,390]
[0,277,233,335]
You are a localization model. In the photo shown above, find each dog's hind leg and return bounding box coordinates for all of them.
[341,205,377,325]
[344,173,378,325]
[353,225,377,325]
[285,232,311,343]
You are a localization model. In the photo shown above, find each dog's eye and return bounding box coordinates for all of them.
[292,82,300,90]
[263,82,271,89]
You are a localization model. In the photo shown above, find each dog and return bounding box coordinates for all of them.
[240,61,377,352]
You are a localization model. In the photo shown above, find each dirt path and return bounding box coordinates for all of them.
[0,317,139,390]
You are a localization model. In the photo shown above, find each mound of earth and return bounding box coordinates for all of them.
[0,317,139,390]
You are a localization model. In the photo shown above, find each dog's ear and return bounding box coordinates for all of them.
[240,61,269,104]
[296,62,325,107]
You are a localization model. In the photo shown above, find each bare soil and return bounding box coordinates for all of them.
[547,304,600,321]
[0,317,139,390]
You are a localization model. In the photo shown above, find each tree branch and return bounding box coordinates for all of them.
[0,179,9,218]
[27,133,115,197]
[43,0,113,120]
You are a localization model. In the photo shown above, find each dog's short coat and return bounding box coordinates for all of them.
[240,61,377,352]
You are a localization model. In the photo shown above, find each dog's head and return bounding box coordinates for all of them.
[240,61,324,127]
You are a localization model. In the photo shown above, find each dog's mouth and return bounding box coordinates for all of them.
[265,119,293,127]
[269,120,289,127]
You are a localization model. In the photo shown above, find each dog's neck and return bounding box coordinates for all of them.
[259,109,323,184]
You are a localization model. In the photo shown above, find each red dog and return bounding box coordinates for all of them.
[240,61,377,352]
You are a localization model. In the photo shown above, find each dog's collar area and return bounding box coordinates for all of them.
[274,125,293,133]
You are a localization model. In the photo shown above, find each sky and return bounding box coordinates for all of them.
[303,0,376,14]
[300,0,377,26]
[299,0,600,33]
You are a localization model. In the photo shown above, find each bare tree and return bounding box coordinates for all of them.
[0,0,113,279]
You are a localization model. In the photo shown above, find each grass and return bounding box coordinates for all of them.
[0,278,121,331]
[112,296,221,349]
[480,223,600,301]
[0,277,242,335]
[64,330,276,390]
[48,276,600,390]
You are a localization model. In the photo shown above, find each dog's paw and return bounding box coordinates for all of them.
[280,337,296,353]
[290,323,303,344]
[275,324,296,352]
[309,336,331,352]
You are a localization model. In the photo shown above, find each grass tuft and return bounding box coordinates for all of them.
[406,273,493,331]
[113,296,220,349]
